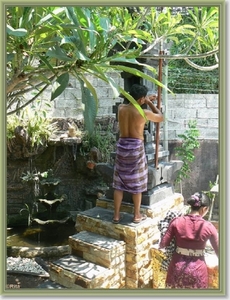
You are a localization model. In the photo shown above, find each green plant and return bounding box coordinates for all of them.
[203,175,219,220]
[204,180,216,200]
[21,170,40,183]
[80,123,116,163]
[7,99,57,154]
[19,203,32,226]
[21,168,41,200]
[175,120,200,183]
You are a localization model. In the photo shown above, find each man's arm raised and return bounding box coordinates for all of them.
[144,99,163,123]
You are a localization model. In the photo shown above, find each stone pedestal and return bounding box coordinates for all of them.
[96,161,183,206]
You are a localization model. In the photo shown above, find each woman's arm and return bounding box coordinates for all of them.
[209,225,219,257]
[159,220,175,249]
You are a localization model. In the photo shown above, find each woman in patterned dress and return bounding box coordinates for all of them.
[159,192,219,288]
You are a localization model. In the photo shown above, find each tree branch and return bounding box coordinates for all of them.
[184,58,219,71]
[139,48,218,60]
[140,36,165,55]
[7,77,55,115]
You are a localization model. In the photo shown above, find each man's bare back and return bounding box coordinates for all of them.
[118,98,163,140]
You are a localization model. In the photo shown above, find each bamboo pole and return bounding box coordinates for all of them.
[154,49,163,169]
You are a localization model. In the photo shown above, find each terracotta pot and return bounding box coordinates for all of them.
[86,161,95,170]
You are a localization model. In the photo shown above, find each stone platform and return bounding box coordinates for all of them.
[48,193,185,289]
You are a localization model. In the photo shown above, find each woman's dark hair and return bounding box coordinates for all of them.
[187,192,210,210]
[129,84,148,100]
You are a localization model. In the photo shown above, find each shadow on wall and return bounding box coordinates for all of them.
[168,139,219,200]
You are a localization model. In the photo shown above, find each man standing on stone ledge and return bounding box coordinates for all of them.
[112,84,163,224]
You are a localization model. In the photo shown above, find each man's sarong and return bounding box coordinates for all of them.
[112,138,148,194]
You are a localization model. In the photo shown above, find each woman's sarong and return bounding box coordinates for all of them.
[166,253,208,288]
[112,138,147,194]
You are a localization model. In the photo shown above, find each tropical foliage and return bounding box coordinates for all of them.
[174,120,200,183]
[7,99,58,158]
[6,6,219,132]
[167,6,219,93]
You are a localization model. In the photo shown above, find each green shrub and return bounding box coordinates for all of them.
[80,123,116,163]
[7,99,57,151]
[175,120,200,183]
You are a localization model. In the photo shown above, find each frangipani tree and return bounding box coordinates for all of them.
[6,6,218,133]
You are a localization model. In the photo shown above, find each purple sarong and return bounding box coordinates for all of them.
[112,138,148,194]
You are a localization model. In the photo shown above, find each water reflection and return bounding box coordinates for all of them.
[7,224,77,248]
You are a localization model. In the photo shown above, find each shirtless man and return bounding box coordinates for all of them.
[112,84,163,223]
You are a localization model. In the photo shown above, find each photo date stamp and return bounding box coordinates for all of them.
[6,284,20,289]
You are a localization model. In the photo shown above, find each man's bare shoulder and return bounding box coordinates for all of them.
[118,103,129,110]
[118,103,127,107]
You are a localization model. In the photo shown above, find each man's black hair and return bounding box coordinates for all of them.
[129,84,148,101]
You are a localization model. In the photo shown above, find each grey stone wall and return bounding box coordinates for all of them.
[43,73,124,120]
[169,140,219,218]
[167,93,218,140]
[41,75,218,141]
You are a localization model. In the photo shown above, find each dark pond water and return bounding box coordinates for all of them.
[7,223,77,247]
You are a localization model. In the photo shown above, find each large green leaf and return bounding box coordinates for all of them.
[38,54,57,74]
[79,79,97,134]
[81,65,121,99]
[105,64,172,93]
[66,7,87,56]
[83,8,97,51]
[36,7,66,26]
[51,73,69,101]
[46,45,75,61]
[7,24,27,37]
[80,74,98,109]
[105,76,120,98]
[60,36,81,48]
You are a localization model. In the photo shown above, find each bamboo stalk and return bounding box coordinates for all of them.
[154,50,163,169]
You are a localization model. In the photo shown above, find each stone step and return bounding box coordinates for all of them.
[74,205,164,245]
[74,206,156,288]
[75,206,154,237]
[69,231,126,269]
[49,254,125,289]
[73,196,185,289]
